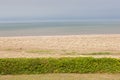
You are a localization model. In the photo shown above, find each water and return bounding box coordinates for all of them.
[0,22,120,36]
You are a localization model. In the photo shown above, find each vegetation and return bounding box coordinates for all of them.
[90,52,111,55]
[0,57,120,75]
[3,48,115,55]
[2,48,118,55]
[82,52,111,55]
[65,51,78,55]
[26,49,53,54]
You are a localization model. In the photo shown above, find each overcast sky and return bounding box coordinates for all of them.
[0,0,120,21]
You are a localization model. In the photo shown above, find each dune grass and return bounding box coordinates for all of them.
[82,52,111,55]
[1,48,118,55]
[0,57,120,75]
[90,52,111,55]
[26,49,53,54]
[25,49,113,55]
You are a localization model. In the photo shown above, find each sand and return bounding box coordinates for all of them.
[0,34,120,58]
[1,74,120,80]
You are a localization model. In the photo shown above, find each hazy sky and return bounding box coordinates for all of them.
[0,0,120,21]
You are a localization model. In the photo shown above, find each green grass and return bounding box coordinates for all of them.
[0,74,120,80]
[26,50,53,54]
[90,52,111,55]
[0,57,120,75]
[65,51,78,55]
[2,48,117,55]
[26,49,112,55]
[64,51,112,55]
[3,48,23,52]
[82,52,111,55]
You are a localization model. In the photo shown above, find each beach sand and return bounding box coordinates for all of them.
[0,34,120,58]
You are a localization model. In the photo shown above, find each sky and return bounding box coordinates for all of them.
[0,0,120,21]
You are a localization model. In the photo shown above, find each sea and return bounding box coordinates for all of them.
[0,21,120,36]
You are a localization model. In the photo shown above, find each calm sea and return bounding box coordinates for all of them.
[0,22,120,36]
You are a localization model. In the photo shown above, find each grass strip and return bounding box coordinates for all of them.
[0,57,120,75]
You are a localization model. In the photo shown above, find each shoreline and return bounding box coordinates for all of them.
[0,34,120,38]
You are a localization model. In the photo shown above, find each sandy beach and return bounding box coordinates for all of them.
[0,34,120,58]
